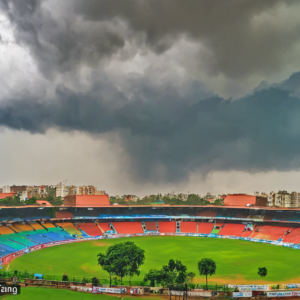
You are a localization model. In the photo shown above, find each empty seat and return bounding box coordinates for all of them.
[198,223,214,234]
[158,222,176,233]
[26,234,53,244]
[218,224,245,237]
[250,226,292,240]
[0,226,14,235]
[98,223,112,233]
[77,223,103,236]
[112,222,144,234]
[283,228,300,244]
[44,232,67,242]
[180,222,197,233]
[56,223,82,237]
[145,222,157,231]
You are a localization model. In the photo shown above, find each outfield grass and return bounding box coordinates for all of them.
[7,236,300,284]
[3,287,165,300]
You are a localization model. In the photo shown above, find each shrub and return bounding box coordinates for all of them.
[62,274,69,281]
[91,277,99,286]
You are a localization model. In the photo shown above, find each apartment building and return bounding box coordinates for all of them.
[55,184,70,198]
[3,185,11,193]
[291,192,300,207]
[274,190,292,208]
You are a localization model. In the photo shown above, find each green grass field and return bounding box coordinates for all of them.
[3,287,165,300]
[7,236,300,284]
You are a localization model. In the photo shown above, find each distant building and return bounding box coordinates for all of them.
[68,185,101,196]
[275,191,291,208]
[3,185,11,193]
[20,190,28,201]
[224,194,268,207]
[95,190,106,195]
[291,192,300,207]
[10,185,27,193]
[0,193,15,200]
[268,191,275,207]
[26,185,49,198]
[55,184,70,198]
[64,195,111,207]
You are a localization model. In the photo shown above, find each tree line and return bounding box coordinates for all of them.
[110,193,224,206]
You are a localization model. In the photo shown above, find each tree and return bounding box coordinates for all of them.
[144,269,158,287]
[124,241,145,285]
[97,253,114,287]
[154,259,188,287]
[258,267,267,278]
[98,241,145,288]
[198,258,216,290]
[187,272,195,283]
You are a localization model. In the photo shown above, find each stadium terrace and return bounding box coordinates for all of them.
[2,205,300,265]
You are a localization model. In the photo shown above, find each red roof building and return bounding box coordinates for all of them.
[63,195,111,207]
[224,194,268,207]
[0,193,15,200]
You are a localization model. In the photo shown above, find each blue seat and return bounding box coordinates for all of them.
[44,232,66,242]
[26,234,53,244]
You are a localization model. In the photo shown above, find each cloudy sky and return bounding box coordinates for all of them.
[1,0,300,196]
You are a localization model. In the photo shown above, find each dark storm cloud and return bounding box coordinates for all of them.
[2,0,300,183]
[1,72,300,182]
[1,0,299,78]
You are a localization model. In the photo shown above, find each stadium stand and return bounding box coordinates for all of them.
[218,224,245,236]
[30,223,45,231]
[283,228,300,244]
[241,230,253,237]
[0,226,14,235]
[56,222,82,237]
[77,223,103,236]
[0,235,26,250]
[12,224,33,232]
[180,221,197,233]
[158,221,176,233]
[43,222,55,228]
[196,210,217,217]
[197,222,214,234]
[26,234,53,244]
[250,225,293,240]
[98,223,112,233]
[0,243,17,255]
[10,235,37,247]
[112,222,144,234]
[44,232,67,242]
[48,228,75,239]
[145,222,157,231]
